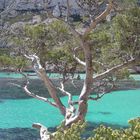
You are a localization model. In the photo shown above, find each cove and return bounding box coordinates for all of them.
[0,73,140,139]
[0,89,140,129]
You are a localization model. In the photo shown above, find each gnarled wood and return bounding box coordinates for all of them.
[24,54,66,116]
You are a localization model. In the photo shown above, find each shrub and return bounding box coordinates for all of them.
[52,117,140,140]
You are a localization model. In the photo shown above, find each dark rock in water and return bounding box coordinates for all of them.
[0,78,82,99]
[97,111,112,115]
[0,128,40,140]
[0,127,57,140]
[0,99,4,103]
[0,123,127,140]
[0,78,140,99]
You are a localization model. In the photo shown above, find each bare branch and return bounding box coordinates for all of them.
[32,123,53,140]
[23,81,58,107]
[71,79,78,88]
[21,72,58,107]
[88,93,105,101]
[24,54,42,72]
[84,0,113,36]
[57,81,77,123]
[57,82,73,106]
[89,80,115,101]
[93,58,137,81]
[73,54,86,66]
[9,72,58,107]
[24,53,66,115]
[73,47,86,66]
[8,82,22,88]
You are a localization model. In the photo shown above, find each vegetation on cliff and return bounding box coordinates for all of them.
[0,0,140,139]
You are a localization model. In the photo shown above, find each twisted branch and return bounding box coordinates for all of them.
[84,0,113,36]
[73,47,86,66]
[93,58,137,81]
[24,53,66,115]
[57,81,73,107]
[22,72,58,107]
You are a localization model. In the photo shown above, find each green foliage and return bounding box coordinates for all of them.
[12,20,78,73]
[52,118,140,140]
[4,13,35,24]
[0,54,26,69]
[117,0,138,9]
[53,121,86,140]
[88,117,140,140]
[25,24,46,40]
[112,7,140,56]
[115,68,130,80]
[0,55,14,67]
[1,2,140,76]
[86,6,140,76]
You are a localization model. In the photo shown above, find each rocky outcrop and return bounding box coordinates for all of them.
[0,0,46,11]
[0,0,47,18]
[0,0,81,18]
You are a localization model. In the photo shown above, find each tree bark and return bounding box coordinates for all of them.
[65,42,94,126]
[77,42,93,119]
[38,68,66,115]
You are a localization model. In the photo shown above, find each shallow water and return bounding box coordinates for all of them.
[0,90,140,129]
[0,72,85,79]
[0,72,140,80]
[0,73,140,139]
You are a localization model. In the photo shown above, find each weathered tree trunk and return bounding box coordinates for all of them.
[65,42,94,126]
[78,43,93,119]
[38,68,66,115]
[24,0,115,132]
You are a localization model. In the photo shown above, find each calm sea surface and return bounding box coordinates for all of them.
[0,72,140,139]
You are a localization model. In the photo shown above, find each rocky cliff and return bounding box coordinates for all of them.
[0,0,78,15]
[0,0,48,18]
[0,0,47,11]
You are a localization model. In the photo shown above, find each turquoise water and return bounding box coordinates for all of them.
[0,90,140,129]
[0,72,140,139]
[0,72,140,80]
[0,72,86,79]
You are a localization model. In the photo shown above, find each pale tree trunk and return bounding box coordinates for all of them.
[24,55,66,116]
[29,0,114,127]
[77,43,93,121]
[64,0,114,125]
[38,68,66,115]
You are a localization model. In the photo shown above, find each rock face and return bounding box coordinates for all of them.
[15,0,45,11]
[0,0,80,17]
[0,0,7,10]
[0,0,45,11]
[0,0,47,17]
